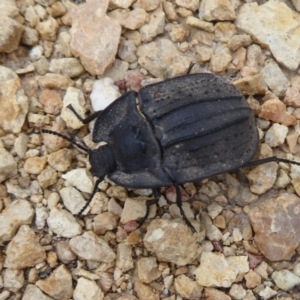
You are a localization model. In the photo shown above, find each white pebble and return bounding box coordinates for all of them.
[90,78,121,112]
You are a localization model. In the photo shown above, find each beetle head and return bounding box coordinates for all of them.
[89,144,116,179]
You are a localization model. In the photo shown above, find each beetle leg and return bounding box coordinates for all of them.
[137,188,160,227]
[67,104,103,124]
[241,156,300,168]
[186,62,196,75]
[76,178,102,218]
[175,185,196,233]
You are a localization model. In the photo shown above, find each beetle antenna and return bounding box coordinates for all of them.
[77,178,102,217]
[242,156,300,168]
[41,129,89,153]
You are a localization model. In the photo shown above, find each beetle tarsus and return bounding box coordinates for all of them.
[137,188,161,227]
[67,104,102,124]
[175,185,196,233]
[77,178,102,218]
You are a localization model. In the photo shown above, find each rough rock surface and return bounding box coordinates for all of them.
[70,0,121,75]
[143,219,203,265]
[236,1,300,70]
[249,193,300,261]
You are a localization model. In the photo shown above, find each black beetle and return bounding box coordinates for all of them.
[42,65,300,232]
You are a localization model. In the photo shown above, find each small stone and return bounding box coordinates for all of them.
[5,181,31,199]
[175,0,199,12]
[93,212,119,235]
[32,56,50,75]
[232,47,247,70]
[137,257,161,283]
[168,24,189,43]
[199,0,236,21]
[24,156,47,174]
[229,284,246,300]
[245,270,261,288]
[163,2,178,21]
[36,265,73,299]
[195,252,249,287]
[118,38,137,63]
[0,16,24,53]
[61,87,86,130]
[47,1,67,18]
[249,193,300,261]
[49,58,85,78]
[265,123,288,148]
[37,165,57,189]
[186,16,214,33]
[236,1,300,71]
[107,185,128,200]
[284,86,300,108]
[39,89,62,115]
[5,225,46,269]
[134,280,160,300]
[201,212,223,241]
[42,123,70,153]
[59,187,88,215]
[272,270,300,291]
[14,133,29,159]
[25,6,39,27]
[90,78,121,112]
[62,168,94,193]
[103,59,129,81]
[246,162,278,195]
[56,240,77,263]
[233,74,267,96]
[0,200,34,243]
[0,66,29,133]
[0,148,17,183]
[22,284,53,300]
[133,0,161,11]
[120,197,155,224]
[137,38,192,78]
[116,243,134,272]
[124,70,144,92]
[70,0,121,75]
[195,45,212,64]
[200,180,221,198]
[207,203,223,219]
[204,288,231,300]
[258,286,277,299]
[47,208,82,238]
[144,218,202,265]
[261,61,290,97]
[210,47,232,73]
[37,73,75,90]
[174,274,203,299]
[3,269,24,292]
[21,27,39,46]
[69,231,116,263]
[35,206,49,230]
[74,277,104,300]
[228,34,252,51]
[109,8,149,30]
[47,148,73,172]
[259,98,297,126]
[139,9,165,42]
[109,0,135,9]
[213,215,226,229]
[28,113,50,127]
[36,16,59,41]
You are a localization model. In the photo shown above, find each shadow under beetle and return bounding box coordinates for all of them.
[42,64,300,233]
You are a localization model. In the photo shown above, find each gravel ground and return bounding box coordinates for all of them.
[2,0,300,299]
